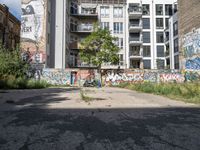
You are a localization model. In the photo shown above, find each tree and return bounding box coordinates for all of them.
[80,25,120,84]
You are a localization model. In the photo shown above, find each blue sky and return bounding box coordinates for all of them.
[0,0,21,20]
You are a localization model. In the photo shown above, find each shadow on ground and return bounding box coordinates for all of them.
[0,88,199,150]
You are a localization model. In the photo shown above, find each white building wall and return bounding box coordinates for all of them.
[126,0,177,69]
[54,0,66,69]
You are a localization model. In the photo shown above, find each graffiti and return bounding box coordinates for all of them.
[160,73,185,83]
[185,57,200,70]
[21,0,44,41]
[78,70,98,86]
[42,69,71,85]
[21,0,46,64]
[105,72,143,85]
[144,72,157,82]
[185,71,200,81]
[183,29,200,58]
[37,69,200,86]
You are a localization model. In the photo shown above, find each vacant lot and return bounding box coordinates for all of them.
[0,87,199,150]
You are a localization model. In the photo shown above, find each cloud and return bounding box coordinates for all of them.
[0,0,21,20]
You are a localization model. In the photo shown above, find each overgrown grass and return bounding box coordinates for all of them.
[80,89,94,102]
[115,82,200,104]
[0,77,50,89]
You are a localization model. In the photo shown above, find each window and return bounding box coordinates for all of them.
[143,18,150,29]
[165,31,169,42]
[142,4,150,15]
[115,38,123,49]
[143,46,151,57]
[130,19,140,26]
[165,4,173,15]
[174,38,179,53]
[143,32,150,43]
[143,60,151,69]
[156,4,163,15]
[101,22,109,30]
[165,18,169,28]
[113,7,123,18]
[100,6,109,18]
[114,22,123,34]
[157,59,165,69]
[156,32,164,43]
[156,18,163,29]
[174,4,178,13]
[129,4,141,13]
[174,55,179,69]
[173,21,178,36]
[119,54,124,65]
[71,2,78,14]
[130,46,140,56]
[157,46,164,57]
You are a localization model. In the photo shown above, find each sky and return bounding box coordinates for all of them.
[0,0,21,20]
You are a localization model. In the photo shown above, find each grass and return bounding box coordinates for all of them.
[80,89,94,103]
[115,82,200,104]
[0,77,50,89]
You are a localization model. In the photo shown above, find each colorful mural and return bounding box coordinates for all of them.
[21,0,47,64]
[183,28,200,70]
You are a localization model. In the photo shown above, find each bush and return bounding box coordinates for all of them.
[0,77,50,89]
[0,45,29,79]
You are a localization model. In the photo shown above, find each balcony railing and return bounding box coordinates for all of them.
[129,36,143,45]
[71,24,93,33]
[129,23,142,31]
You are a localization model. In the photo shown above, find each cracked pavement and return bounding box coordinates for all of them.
[0,87,199,150]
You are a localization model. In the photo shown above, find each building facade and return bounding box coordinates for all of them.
[165,12,179,69]
[178,0,200,70]
[21,0,179,69]
[0,4,20,49]
[126,0,177,69]
[69,0,127,69]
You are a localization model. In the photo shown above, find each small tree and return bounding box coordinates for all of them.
[80,25,120,84]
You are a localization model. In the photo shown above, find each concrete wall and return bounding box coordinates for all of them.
[39,69,200,86]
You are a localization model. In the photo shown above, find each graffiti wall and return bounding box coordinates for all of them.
[21,0,47,64]
[39,69,200,86]
[42,69,71,85]
[183,28,200,70]
[41,69,99,86]
[103,70,185,86]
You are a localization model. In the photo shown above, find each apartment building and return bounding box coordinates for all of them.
[178,0,200,70]
[69,0,127,69]
[126,0,177,69]
[0,4,20,49]
[23,0,179,69]
[165,12,179,70]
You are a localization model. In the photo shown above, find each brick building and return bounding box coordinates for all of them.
[0,4,21,49]
[178,0,200,70]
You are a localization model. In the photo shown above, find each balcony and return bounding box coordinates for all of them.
[128,7,142,19]
[129,23,142,32]
[71,24,93,34]
[129,37,143,46]
[71,8,98,19]
[129,50,143,59]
